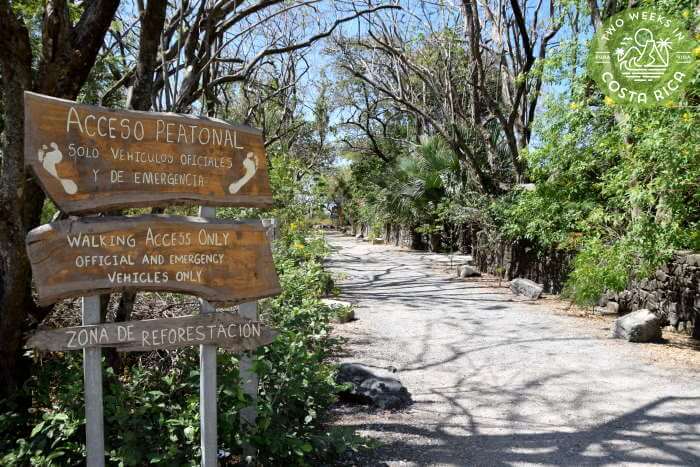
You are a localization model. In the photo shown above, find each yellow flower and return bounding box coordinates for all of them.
[664,101,676,108]
[289,222,298,231]
[694,46,700,59]
[569,102,579,110]
[604,96,615,107]
[292,241,305,250]
[682,10,689,18]
[682,112,693,123]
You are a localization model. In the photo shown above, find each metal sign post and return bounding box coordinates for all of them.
[199,206,218,467]
[239,301,258,463]
[82,295,105,467]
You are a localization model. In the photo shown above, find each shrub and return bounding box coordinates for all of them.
[1,228,346,465]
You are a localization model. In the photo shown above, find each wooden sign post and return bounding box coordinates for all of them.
[27,312,277,352]
[26,214,281,306]
[24,92,273,213]
[23,92,282,466]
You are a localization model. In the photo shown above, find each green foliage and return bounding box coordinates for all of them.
[2,161,352,465]
[493,1,700,303]
[334,1,699,305]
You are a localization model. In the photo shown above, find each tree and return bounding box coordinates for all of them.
[0,0,400,397]
[0,0,121,397]
[333,0,563,193]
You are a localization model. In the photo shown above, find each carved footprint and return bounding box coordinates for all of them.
[38,142,78,195]
[229,152,258,194]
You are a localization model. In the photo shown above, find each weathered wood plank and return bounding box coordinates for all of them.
[26,312,278,352]
[24,92,272,213]
[25,214,281,305]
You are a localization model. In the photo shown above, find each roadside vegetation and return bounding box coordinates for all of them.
[1,154,353,464]
[327,0,699,305]
[0,0,698,464]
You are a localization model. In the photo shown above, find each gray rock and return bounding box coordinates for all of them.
[606,301,620,315]
[458,265,481,278]
[611,309,662,342]
[594,302,619,316]
[668,311,679,327]
[684,254,700,266]
[355,233,363,239]
[510,278,544,299]
[336,363,412,410]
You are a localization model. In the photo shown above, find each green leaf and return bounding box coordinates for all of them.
[30,421,46,438]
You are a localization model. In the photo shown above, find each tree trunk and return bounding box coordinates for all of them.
[0,0,38,396]
[429,232,440,252]
[0,0,121,397]
[410,227,423,250]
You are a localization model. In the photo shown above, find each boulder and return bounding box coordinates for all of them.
[354,233,363,240]
[336,363,412,410]
[611,309,662,342]
[458,265,481,278]
[510,278,543,299]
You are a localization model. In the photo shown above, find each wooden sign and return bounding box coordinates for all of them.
[26,215,281,306]
[26,312,277,352]
[24,91,272,214]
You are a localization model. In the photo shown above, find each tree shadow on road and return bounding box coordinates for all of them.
[340,396,700,466]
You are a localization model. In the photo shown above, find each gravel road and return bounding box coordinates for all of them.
[325,232,700,466]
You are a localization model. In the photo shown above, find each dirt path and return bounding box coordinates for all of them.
[326,232,700,466]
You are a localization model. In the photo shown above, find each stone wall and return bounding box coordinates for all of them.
[602,252,699,338]
[383,224,416,249]
[351,222,479,253]
[351,223,421,249]
[344,222,698,339]
[472,230,573,294]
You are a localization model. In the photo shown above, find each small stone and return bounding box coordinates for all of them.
[606,301,620,315]
[675,250,693,259]
[611,309,662,342]
[510,278,544,299]
[458,265,481,278]
[668,311,679,327]
[685,254,700,266]
[594,302,618,316]
[655,270,668,282]
[336,363,412,410]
